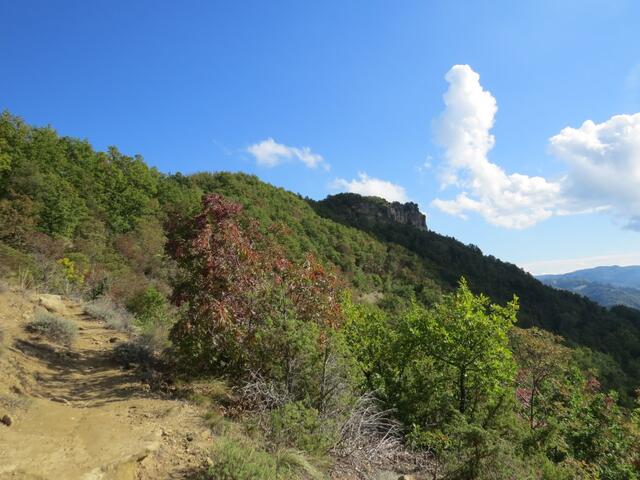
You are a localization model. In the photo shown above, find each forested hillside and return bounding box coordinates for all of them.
[2,112,640,478]
[1,111,639,396]
[539,277,640,310]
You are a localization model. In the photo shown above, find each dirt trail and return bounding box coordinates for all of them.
[0,289,212,480]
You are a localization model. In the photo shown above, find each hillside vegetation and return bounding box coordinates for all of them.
[538,266,640,309]
[2,111,640,478]
[540,277,640,310]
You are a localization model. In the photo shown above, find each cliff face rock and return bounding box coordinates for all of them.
[385,201,427,230]
[317,193,427,231]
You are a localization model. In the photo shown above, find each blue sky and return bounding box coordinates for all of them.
[2,0,640,274]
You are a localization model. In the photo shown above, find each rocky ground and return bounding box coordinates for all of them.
[0,288,212,480]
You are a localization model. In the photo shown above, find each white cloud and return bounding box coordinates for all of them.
[247,138,329,170]
[332,172,409,203]
[432,65,564,229]
[549,113,640,230]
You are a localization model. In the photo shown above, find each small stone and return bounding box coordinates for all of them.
[205,457,213,466]
[186,434,194,442]
[1,415,12,426]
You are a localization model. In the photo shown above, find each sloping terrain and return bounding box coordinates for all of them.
[538,277,640,309]
[538,266,640,309]
[0,288,212,480]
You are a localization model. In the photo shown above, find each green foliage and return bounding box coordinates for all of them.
[2,111,640,476]
[564,392,639,479]
[205,438,323,480]
[345,280,517,427]
[126,285,170,327]
[269,401,335,455]
[317,193,640,400]
[207,438,279,480]
[26,311,77,346]
[168,194,351,414]
[420,278,518,415]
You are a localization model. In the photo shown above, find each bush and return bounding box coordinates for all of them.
[207,438,279,480]
[26,311,77,346]
[85,298,133,331]
[137,322,171,354]
[205,438,323,480]
[126,286,172,353]
[113,341,153,366]
[269,402,336,455]
[126,285,170,328]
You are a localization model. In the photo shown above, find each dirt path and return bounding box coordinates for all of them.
[0,290,213,480]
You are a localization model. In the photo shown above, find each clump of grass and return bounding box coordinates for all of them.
[273,448,325,480]
[204,437,324,480]
[137,322,171,355]
[203,409,240,436]
[206,437,278,480]
[182,379,236,407]
[85,298,133,331]
[26,311,77,346]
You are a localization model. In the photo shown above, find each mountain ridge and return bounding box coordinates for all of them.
[537,265,640,309]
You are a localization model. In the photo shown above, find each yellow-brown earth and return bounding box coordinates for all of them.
[0,288,212,480]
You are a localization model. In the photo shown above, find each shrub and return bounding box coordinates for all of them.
[126,286,172,353]
[205,438,323,480]
[113,341,153,366]
[184,379,236,406]
[137,322,171,354]
[126,285,170,328]
[167,194,349,413]
[26,311,77,346]
[85,298,133,331]
[207,438,278,480]
[269,402,336,455]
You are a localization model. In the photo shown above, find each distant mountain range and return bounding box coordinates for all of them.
[537,265,640,309]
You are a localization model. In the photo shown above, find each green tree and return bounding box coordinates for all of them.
[510,327,572,430]
[420,278,518,416]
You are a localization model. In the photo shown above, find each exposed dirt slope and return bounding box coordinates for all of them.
[0,288,212,480]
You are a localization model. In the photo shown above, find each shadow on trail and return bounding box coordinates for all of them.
[14,338,147,407]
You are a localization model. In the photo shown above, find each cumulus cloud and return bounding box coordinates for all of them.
[549,113,640,230]
[332,172,409,203]
[247,138,329,170]
[432,65,564,229]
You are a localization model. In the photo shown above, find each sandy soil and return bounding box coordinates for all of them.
[0,289,212,480]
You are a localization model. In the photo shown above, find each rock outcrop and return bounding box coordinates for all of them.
[37,294,69,316]
[317,193,428,231]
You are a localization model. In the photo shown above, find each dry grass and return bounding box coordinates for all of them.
[26,311,77,346]
[85,299,134,331]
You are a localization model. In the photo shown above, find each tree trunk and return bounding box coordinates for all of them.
[459,367,467,414]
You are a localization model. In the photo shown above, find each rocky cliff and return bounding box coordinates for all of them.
[315,193,427,231]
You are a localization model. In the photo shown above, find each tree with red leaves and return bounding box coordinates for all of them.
[167,193,346,408]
